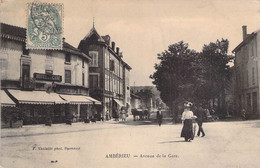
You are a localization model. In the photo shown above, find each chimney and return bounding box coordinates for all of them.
[119,52,123,58]
[112,42,115,51]
[116,47,119,55]
[242,25,247,40]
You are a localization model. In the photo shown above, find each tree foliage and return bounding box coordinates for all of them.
[150,39,233,121]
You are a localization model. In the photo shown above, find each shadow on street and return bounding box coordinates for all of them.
[158,140,185,144]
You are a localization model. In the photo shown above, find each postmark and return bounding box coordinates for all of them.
[26,3,63,50]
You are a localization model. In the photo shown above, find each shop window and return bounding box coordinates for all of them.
[65,70,71,84]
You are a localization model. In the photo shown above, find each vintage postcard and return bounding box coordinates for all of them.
[1,0,260,168]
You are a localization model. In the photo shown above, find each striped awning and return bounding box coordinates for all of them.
[59,94,93,104]
[113,99,124,107]
[0,90,16,107]
[7,89,67,105]
[86,96,102,105]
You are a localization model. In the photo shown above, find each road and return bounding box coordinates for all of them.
[1,118,260,168]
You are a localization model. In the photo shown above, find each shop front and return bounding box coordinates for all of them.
[6,89,67,125]
[0,90,19,128]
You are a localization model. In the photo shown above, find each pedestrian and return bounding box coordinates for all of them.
[105,109,110,120]
[194,104,206,137]
[121,108,126,121]
[156,110,163,126]
[241,108,246,120]
[115,108,119,121]
[181,101,197,142]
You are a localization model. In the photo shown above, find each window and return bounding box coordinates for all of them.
[65,53,71,63]
[252,67,255,85]
[89,74,99,88]
[253,92,257,114]
[89,51,98,67]
[82,73,85,86]
[105,52,109,69]
[22,64,30,88]
[110,60,115,71]
[82,59,85,68]
[0,57,8,78]
[247,70,249,87]
[65,70,71,83]
[247,93,251,113]
[105,74,109,91]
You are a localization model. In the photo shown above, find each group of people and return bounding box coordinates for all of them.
[156,101,207,142]
[112,107,127,121]
[181,101,206,142]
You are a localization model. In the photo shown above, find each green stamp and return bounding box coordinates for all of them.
[27,3,63,50]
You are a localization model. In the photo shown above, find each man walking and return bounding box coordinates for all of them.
[156,110,163,126]
[194,104,206,137]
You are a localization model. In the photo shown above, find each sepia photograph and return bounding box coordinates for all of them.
[0,0,260,168]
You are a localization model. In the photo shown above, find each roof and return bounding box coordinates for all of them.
[101,35,110,45]
[83,26,105,42]
[0,23,90,60]
[63,41,91,60]
[122,61,132,70]
[80,26,132,70]
[0,23,26,42]
[232,29,260,53]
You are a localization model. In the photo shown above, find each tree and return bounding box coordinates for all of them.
[150,41,199,122]
[197,39,233,114]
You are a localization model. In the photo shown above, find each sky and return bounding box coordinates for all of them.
[1,0,260,86]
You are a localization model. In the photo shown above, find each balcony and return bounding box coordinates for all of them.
[20,77,35,90]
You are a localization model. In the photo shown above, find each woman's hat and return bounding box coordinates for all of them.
[184,101,193,108]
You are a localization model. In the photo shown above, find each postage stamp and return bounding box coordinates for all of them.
[26,3,63,50]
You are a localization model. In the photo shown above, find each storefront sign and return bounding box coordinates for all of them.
[34,73,62,82]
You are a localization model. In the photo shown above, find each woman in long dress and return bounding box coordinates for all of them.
[181,101,197,142]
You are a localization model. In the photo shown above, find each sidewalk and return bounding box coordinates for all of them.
[1,119,128,138]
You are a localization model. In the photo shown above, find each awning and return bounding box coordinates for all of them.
[113,99,124,107]
[0,90,16,107]
[86,96,102,105]
[59,94,93,104]
[7,89,67,105]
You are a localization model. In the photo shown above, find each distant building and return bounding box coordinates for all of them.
[233,25,260,119]
[130,93,141,109]
[131,86,166,111]
[78,25,132,117]
[0,23,99,127]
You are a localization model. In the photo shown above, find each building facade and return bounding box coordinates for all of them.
[233,26,260,119]
[0,23,99,127]
[78,26,131,118]
[130,93,141,110]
